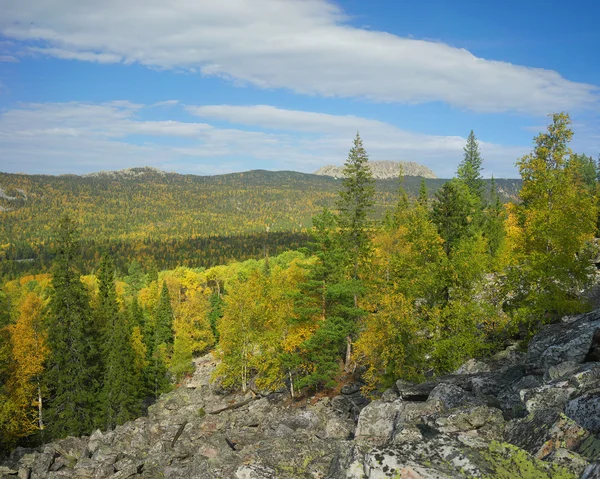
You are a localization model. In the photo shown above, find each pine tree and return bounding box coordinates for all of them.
[98,254,140,429]
[45,215,99,438]
[457,130,485,204]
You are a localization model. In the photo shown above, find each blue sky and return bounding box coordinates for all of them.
[0,0,598,178]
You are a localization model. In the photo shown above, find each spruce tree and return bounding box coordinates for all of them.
[393,165,409,225]
[457,130,485,203]
[98,254,140,429]
[335,133,374,370]
[148,281,173,397]
[45,215,99,438]
[483,177,506,258]
[431,179,476,257]
[336,132,375,283]
[418,178,428,207]
[155,282,174,347]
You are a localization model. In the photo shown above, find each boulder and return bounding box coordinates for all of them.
[565,390,600,433]
[526,310,600,372]
[522,381,576,413]
[427,383,480,410]
[355,401,404,445]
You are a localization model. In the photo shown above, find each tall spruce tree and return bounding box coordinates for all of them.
[431,179,476,257]
[418,178,428,207]
[98,254,140,429]
[484,177,506,258]
[287,208,361,390]
[336,132,375,283]
[45,215,98,438]
[335,133,374,370]
[148,282,173,397]
[457,130,485,204]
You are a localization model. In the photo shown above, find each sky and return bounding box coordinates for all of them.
[0,0,598,178]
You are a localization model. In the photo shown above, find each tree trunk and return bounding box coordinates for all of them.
[344,336,352,373]
[37,382,44,430]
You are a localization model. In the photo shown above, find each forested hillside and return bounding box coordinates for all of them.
[1,116,597,457]
[0,168,520,278]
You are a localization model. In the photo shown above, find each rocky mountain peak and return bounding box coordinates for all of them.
[81,166,172,179]
[314,160,437,179]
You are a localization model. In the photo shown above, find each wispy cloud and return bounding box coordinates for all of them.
[0,101,528,177]
[1,0,597,114]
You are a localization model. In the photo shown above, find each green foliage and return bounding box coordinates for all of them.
[154,282,174,347]
[457,130,485,204]
[431,179,478,256]
[98,254,141,429]
[336,132,376,280]
[510,113,597,331]
[418,178,428,207]
[45,215,99,439]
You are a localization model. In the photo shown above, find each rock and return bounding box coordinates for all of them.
[396,381,435,401]
[433,406,505,441]
[52,436,88,463]
[565,390,600,433]
[0,466,18,476]
[380,388,398,402]
[355,401,403,444]
[582,462,600,479]
[546,361,580,381]
[427,383,480,410]
[496,374,542,419]
[522,381,575,413]
[235,464,277,479]
[544,448,589,476]
[455,358,490,374]
[341,383,361,395]
[526,310,600,372]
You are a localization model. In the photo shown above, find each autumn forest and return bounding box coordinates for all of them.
[0,113,598,455]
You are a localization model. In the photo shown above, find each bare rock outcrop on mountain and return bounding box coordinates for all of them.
[6,310,600,477]
[314,160,437,179]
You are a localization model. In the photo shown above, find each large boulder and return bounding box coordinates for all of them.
[526,311,600,372]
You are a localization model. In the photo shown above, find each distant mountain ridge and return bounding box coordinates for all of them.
[314,160,437,179]
[0,168,521,277]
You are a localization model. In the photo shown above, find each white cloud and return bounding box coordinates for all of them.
[1,0,597,114]
[0,101,528,177]
[0,55,18,62]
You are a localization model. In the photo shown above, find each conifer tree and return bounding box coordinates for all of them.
[155,281,174,347]
[512,113,597,328]
[417,178,428,207]
[457,130,485,204]
[484,177,506,258]
[286,208,363,390]
[336,132,375,283]
[431,179,476,256]
[45,215,99,438]
[147,281,173,397]
[98,254,140,429]
[394,165,409,225]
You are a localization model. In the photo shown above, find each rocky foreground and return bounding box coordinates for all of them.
[6,311,600,478]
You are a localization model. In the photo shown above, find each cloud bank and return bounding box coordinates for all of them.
[0,102,526,177]
[1,0,597,114]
